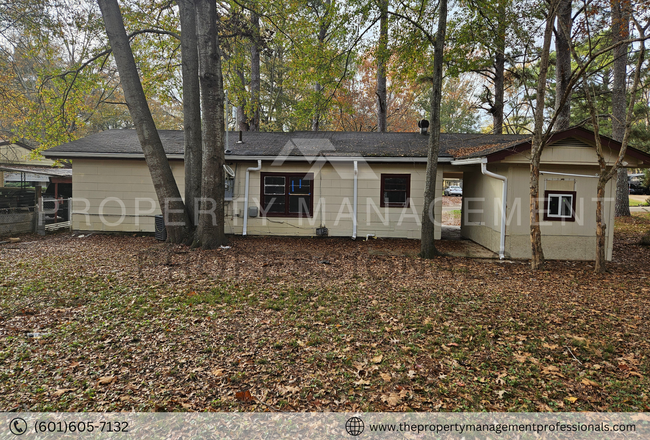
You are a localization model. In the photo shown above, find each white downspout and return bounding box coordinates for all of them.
[352,160,358,240]
[480,160,507,260]
[243,160,262,236]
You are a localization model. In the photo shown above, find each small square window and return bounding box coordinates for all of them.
[380,174,411,208]
[543,190,576,222]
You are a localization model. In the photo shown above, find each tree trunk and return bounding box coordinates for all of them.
[235,67,249,131]
[250,12,261,132]
[611,0,630,217]
[312,82,322,131]
[529,2,557,270]
[595,181,607,272]
[420,0,447,259]
[195,0,225,249]
[177,0,202,227]
[493,49,504,134]
[376,0,388,133]
[97,0,191,243]
[555,0,572,130]
[312,4,329,132]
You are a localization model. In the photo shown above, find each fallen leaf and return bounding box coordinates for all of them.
[514,353,528,363]
[382,393,401,406]
[581,378,600,387]
[543,343,559,350]
[279,386,300,395]
[380,373,391,382]
[566,396,578,403]
[353,379,370,386]
[211,368,225,377]
[235,390,255,402]
[98,376,115,385]
[53,388,75,397]
[618,363,629,371]
[371,355,383,364]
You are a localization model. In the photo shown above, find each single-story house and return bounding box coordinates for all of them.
[42,127,650,261]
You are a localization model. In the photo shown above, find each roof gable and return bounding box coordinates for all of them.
[485,127,650,166]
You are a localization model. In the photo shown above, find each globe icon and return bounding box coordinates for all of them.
[345,417,364,436]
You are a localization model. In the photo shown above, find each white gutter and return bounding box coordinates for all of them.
[243,160,262,236]
[42,152,452,163]
[540,171,599,178]
[352,160,358,240]
[452,157,507,260]
[451,157,486,166]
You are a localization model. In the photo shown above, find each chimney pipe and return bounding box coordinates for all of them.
[237,130,243,144]
[418,119,430,135]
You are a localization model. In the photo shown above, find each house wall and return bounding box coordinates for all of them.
[460,163,507,254]
[70,159,185,233]
[0,144,53,166]
[70,158,442,240]
[461,140,618,261]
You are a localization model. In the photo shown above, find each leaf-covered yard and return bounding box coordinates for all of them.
[1,214,649,412]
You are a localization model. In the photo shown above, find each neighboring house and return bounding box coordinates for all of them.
[42,127,650,261]
[0,141,72,190]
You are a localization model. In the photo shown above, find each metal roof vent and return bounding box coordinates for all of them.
[418,119,430,135]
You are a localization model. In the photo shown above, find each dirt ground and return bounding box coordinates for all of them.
[0,214,648,412]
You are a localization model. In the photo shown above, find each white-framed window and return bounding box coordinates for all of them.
[544,191,576,222]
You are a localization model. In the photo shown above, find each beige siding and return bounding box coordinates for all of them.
[461,162,615,261]
[71,159,185,232]
[500,137,644,167]
[0,144,54,166]
[71,158,441,240]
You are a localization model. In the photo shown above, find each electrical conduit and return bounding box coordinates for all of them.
[243,160,262,236]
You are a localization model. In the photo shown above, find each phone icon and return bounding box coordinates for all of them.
[9,417,27,435]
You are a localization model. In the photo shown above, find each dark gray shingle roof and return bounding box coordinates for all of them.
[43,129,530,159]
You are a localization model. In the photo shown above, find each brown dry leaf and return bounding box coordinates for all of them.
[98,376,115,385]
[371,355,383,364]
[514,353,528,363]
[235,390,255,402]
[407,370,416,379]
[353,379,371,386]
[279,386,300,395]
[211,368,225,377]
[542,366,565,378]
[566,396,578,403]
[628,371,643,378]
[380,373,391,382]
[53,388,75,397]
[69,362,80,368]
[382,393,401,407]
[581,378,600,387]
[542,343,559,350]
